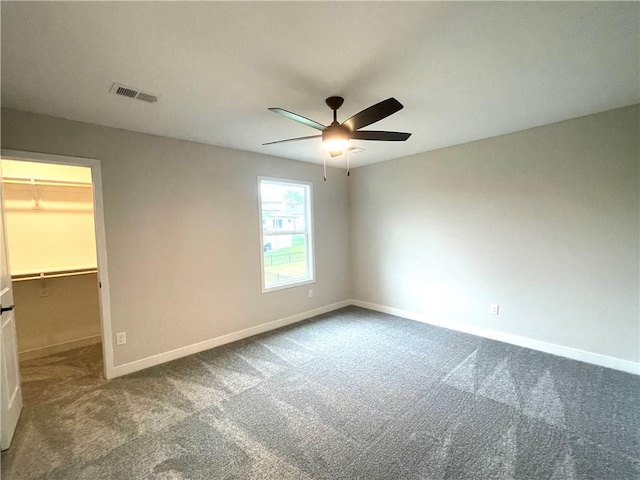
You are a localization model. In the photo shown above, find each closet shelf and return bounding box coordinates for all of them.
[3,176,92,188]
[12,267,98,282]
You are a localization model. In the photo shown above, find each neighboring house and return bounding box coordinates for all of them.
[262,202,305,251]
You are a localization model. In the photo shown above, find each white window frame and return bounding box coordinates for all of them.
[258,176,315,293]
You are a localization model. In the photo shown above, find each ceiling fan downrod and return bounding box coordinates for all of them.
[325,96,344,124]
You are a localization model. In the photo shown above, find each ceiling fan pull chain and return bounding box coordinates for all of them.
[346,149,350,176]
[323,152,327,181]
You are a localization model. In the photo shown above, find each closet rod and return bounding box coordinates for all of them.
[12,268,98,282]
[3,177,92,188]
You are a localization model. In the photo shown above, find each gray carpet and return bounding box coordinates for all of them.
[2,306,639,479]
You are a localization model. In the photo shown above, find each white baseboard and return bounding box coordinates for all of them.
[351,299,640,376]
[109,298,639,378]
[110,300,351,378]
[19,334,102,362]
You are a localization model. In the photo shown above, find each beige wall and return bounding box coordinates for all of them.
[3,159,92,183]
[13,274,101,357]
[350,105,639,363]
[1,108,352,366]
[2,160,97,274]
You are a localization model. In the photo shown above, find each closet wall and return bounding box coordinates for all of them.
[2,160,101,360]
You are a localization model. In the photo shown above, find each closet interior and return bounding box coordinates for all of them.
[1,159,102,362]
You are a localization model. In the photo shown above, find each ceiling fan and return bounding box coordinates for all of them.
[263,97,411,161]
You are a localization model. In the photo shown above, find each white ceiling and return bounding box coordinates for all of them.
[1,2,638,168]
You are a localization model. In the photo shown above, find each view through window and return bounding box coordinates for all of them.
[259,177,314,291]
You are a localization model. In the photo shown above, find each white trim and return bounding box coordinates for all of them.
[1,149,115,379]
[18,334,101,362]
[260,278,317,294]
[111,299,350,378]
[350,299,640,376]
[257,176,315,293]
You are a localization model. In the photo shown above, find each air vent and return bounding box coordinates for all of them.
[110,83,159,104]
[116,86,137,98]
[135,92,158,103]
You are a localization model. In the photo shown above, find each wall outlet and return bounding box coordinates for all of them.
[490,304,500,315]
[308,289,313,298]
[116,332,127,345]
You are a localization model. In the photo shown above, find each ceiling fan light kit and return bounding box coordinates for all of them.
[264,96,411,180]
[321,129,350,152]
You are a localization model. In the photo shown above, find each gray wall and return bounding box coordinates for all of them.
[1,108,352,366]
[350,105,639,363]
[3,105,638,368]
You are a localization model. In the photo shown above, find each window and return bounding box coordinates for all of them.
[258,177,314,292]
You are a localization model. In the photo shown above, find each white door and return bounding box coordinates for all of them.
[0,160,22,450]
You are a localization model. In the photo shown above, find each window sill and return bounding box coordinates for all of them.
[261,278,316,294]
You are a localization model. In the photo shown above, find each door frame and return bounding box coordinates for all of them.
[1,149,115,379]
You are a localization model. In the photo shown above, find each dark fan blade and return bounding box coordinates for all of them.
[350,131,411,141]
[268,108,327,131]
[342,98,403,131]
[263,135,321,146]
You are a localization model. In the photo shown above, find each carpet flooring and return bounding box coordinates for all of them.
[2,306,638,479]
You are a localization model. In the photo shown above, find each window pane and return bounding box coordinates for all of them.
[261,183,306,233]
[263,234,308,288]
[259,179,313,290]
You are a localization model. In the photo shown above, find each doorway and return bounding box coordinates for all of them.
[0,149,114,448]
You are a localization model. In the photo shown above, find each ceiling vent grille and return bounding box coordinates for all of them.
[110,83,159,104]
[135,92,158,103]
